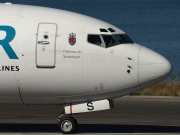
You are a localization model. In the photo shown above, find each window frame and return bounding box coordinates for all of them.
[101,34,119,48]
[113,34,134,44]
[87,34,106,48]
[87,33,133,48]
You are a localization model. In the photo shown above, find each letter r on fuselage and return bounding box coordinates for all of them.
[0,26,18,59]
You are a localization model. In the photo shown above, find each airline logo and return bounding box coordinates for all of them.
[0,26,19,59]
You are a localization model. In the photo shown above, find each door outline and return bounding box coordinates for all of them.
[36,22,58,68]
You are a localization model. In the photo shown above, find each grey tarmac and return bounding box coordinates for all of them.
[0,96,179,135]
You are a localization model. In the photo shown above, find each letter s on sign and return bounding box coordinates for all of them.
[87,102,94,111]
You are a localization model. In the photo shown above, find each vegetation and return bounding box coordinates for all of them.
[130,73,180,96]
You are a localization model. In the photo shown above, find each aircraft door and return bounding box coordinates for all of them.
[36,23,57,68]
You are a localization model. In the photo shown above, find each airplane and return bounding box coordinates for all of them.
[0,2,172,134]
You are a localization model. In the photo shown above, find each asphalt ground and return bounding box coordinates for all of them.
[0,96,179,135]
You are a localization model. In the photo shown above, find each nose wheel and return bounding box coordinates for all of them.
[58,116,78,134]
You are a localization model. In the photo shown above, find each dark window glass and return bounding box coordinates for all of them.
[100,28,108,32]
[114,34,133,44]
[102,35,118,48]
[108,28,116,32]
[88,35,103,46]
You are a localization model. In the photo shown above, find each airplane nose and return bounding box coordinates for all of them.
[139,46,172,87]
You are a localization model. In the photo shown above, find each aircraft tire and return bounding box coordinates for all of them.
[72,117,78,131]
[58,117,77,134]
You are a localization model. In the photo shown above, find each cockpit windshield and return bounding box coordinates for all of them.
[102,34,133,48]
[102,35,118,48]
[87,34,134,48]
[114,34,133,44]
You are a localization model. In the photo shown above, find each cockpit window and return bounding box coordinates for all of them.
[87,34,133,48]
[102,35,118,48]
[100,28,108,32]
[88,35,103,47]
[114,34,133,44]
[108,28,116,32]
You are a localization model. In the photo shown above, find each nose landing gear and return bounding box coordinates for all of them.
[57,99,112,134]
[57,114,78,134]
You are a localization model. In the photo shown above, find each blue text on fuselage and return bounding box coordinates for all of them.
[0,26,18,59]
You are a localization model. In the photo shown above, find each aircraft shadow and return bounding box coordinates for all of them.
[0,124,179,133]
[78,124,180,133]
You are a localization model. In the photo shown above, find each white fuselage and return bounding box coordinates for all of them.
[0,4,171,105]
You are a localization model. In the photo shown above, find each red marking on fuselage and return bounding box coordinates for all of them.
[18,87,26,105]
[70,103,72,114]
